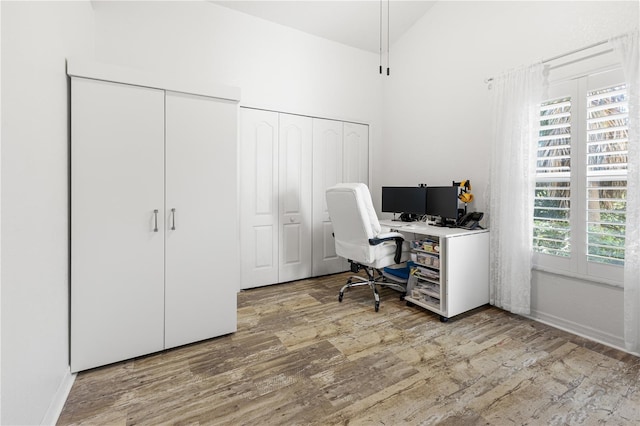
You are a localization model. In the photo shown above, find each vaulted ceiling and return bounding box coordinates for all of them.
[213,1,437,53]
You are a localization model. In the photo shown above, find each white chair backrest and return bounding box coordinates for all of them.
[326,183,381,262]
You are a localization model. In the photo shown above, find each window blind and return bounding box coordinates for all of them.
[585,84,628,266]
[534,97,572,257]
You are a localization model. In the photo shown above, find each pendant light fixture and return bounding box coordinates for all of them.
[379,0,390,75]
[387,0,390,75]
[379,0,383,74]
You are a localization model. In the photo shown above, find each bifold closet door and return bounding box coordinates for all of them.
[71,78,165,372]
[278,113,312,283]
[312,118,348,276]
[343,122,369,186]
[164,92,238,349]
[240,108,279,289]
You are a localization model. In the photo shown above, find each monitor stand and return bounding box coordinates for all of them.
[400,213,419,222]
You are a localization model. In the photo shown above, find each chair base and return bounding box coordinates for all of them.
[338,266,406,312]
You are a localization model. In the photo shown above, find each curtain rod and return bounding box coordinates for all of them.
[542,39,608,63]
[484,38,610,84]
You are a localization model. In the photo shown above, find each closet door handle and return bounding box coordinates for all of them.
[153,209,159,232]
[171,208,176,230]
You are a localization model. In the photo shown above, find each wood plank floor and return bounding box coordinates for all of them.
[58,273,640,425]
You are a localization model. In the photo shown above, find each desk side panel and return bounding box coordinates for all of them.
[445,232,490,317]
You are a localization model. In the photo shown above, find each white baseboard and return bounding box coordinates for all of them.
[41,368,76,426]
[527,308,628,353]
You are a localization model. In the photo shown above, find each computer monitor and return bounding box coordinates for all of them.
[381,186,427,216]
[426,186,459,226]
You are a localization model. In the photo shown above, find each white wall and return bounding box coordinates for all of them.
[91,1,382,128]
[1,1,95,425]
[531,270,625,347]
[379,0,639,350]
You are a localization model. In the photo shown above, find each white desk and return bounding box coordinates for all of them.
[379,220,487,238]
[380,219,490,321]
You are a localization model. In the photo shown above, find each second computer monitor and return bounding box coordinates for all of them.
[426,186,459,223]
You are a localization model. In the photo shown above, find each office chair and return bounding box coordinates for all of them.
[326,183,410,311]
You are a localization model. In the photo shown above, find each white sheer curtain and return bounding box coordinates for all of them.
[488,63,545,315]
[611,30,640,354]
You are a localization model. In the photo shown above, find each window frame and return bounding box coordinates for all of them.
[532,67,626,286]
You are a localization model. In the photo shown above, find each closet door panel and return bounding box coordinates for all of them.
[279,113,312,282]
[71,78,165,372]
[240,108,279,288]
[312,118,347,276]
[343,122,369,186]
[164,92,238,349]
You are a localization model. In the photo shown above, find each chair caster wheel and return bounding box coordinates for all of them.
[338,292,343,303]
[375,301,380,312]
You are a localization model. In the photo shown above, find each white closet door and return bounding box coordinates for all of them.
[343,122,369,186]
[278,113,313,282]
[312,118,348,276]
[240,108,279,288]
[71,78,165,372]
[164,92,238,349]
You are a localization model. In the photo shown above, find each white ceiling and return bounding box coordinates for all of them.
[212,1,437,53]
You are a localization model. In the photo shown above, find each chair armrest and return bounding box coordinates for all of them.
[373,232,405,240]
[368,232,405,264]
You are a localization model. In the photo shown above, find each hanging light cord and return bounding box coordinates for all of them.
[387,0,390,75]
[379,0,382,74]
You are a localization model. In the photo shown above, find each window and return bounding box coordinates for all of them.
[533,69,628,283]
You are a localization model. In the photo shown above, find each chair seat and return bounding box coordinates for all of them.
[335,236,411,269]
[364,240,411,269]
